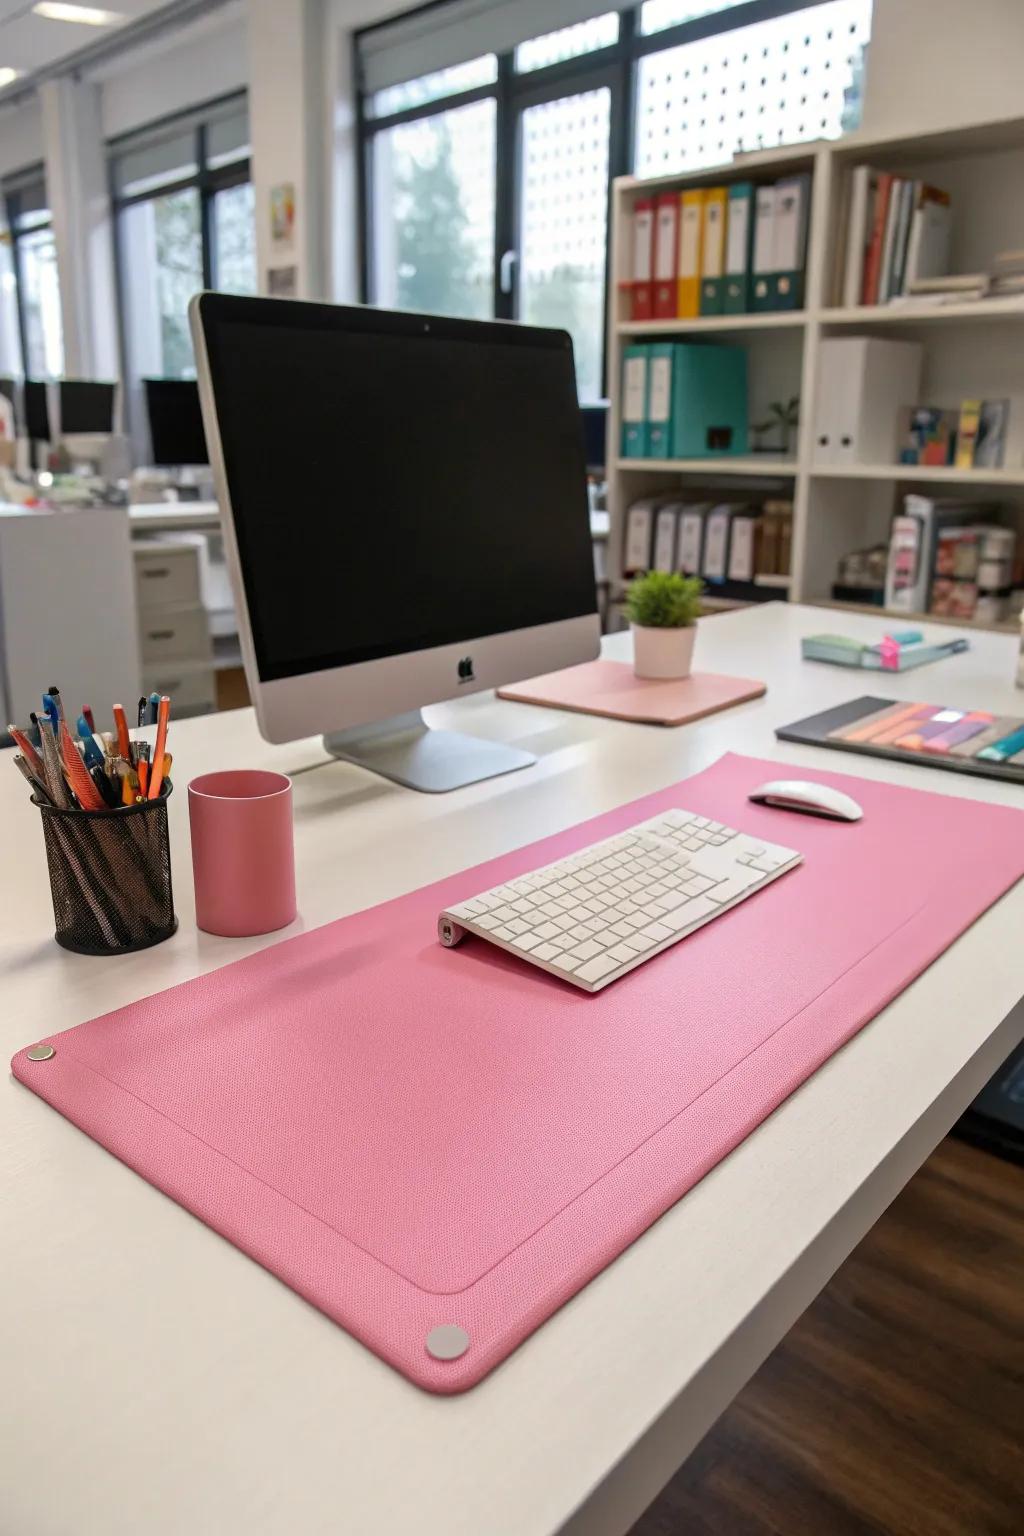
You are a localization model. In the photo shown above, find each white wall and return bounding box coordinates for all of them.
[96,6,248,141]
[862,0,1024,139]
[0,99,44,178]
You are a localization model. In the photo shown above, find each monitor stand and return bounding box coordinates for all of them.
[323,710,535,794]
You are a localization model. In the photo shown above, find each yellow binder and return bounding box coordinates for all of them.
[677,189,705,319]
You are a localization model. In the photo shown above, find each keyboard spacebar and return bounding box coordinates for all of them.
[659,894,721,931]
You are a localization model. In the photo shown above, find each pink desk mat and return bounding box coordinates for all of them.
[13,754,1024,1394]
[498,658,765,725]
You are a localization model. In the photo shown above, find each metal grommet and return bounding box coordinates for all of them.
[426,1325,470,1361]
[26,1044,55,1062]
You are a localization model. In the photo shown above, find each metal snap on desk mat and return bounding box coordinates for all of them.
[13,753,1024,1394]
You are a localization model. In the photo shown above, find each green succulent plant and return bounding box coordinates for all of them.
[625,570,703,629]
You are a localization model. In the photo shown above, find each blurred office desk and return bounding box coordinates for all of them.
[3,603,1022,1536]
[128,497,221,533]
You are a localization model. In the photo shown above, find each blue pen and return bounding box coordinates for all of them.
[41,693,60,735]
[148,691,161,725]
[77,715,105,770]
[977,723,1024,763]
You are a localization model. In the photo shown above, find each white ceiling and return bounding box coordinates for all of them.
[0,1,167,80]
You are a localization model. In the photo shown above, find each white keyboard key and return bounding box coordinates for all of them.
[550,952,583,973]
[575,954,620,984]
[661,894,720,931]
[638,921,672,943]
[707,869,765,903]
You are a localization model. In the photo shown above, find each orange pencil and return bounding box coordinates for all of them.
[137,758,149,797]
[148,696,171,799]
[59,719,104,810]
[112,703,132,762]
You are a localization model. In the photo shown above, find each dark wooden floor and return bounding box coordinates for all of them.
[630,1138,1024,1536]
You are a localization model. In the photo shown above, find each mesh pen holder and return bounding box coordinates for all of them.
[35,784,178,955]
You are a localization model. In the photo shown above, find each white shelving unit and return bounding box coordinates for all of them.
[606,114,1024,635]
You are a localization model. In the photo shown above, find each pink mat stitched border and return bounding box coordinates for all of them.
[13,753,1024,1393]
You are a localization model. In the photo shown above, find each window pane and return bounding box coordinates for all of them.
[0,225,24,377]
[518,87,610,404]
[634,0,872,175]
[113,129,198,200]
[206,104,251,170]
[515,13,619,73]
[369,55,497,119]
[19,225,63,378]
[213,182,257,295]
[372,98,495,321]
[120,188,202,381]
[640,0,740,36]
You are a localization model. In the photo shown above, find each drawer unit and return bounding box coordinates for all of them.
[142,667,217,716]
[133,540,202,609]
[139,603,213,666]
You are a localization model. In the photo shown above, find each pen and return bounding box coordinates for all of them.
[60,719,105,810]
[136,740,151,798]
[76,716,106,770]
[27,711,43,749]
[148,692,161,726]
[41,692,61,735]
[138,696,148,729]
[148,696,171,799]
[38,719,71,808]
[90,762,120,807]
[82,705,95,734]
[13,752,52,804]
[112,703,132,763]
[977,723,1024,763]
[9,724,47,783]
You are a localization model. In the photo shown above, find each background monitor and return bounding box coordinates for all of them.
[144,378,209,466]
[581,401,608,471]
[59,380,116,434]
[192,293,600,791]
[24,380,50,442]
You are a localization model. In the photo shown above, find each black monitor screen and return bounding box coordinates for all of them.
[24,381,50,441]
[60,380,115,433]
[144,378,209,465]
[198,296,596,684]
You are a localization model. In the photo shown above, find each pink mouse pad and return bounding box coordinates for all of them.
[13,754,1024,1394]
[498,658,765,725]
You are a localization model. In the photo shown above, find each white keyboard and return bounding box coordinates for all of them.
[438,809,802,992]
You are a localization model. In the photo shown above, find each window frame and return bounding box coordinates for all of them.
[3,166,61,380]
[109,93,253,389]
[354,0,853,388]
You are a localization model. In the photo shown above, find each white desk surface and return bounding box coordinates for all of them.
[3,603,1023,1536]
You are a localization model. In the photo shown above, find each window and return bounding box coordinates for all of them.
[110,96,256,454]
[357,3,872,396]
[3,172,64,378]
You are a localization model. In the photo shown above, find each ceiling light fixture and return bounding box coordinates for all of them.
[32,3,125,24]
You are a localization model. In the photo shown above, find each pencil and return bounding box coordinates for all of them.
[38,719,71,809]
[112,703,132,763]
[148,696,171,799]
[60,719,105,810]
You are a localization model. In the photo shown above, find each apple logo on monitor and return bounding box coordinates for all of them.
[457,657,475,684]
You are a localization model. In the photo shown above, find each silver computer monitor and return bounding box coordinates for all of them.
[190,293,600,792]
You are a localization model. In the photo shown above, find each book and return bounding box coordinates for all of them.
[903,185,952,291]
[888,178,917,300]
[699,187,728,314]
[631,198,655,321]
[677,190,705,318]
[723,182,754,312]
[975,400,1009,469]
[877,176,903,304]
[862,171,894,305]
[653,193,679,319]
[955,399,982,469]
[842,165,874,308]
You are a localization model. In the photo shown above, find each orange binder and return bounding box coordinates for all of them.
[677,189,705,319]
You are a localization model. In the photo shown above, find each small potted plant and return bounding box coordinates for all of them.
[625,570,703,680]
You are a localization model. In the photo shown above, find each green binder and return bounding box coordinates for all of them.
[646,342,675,459]
[620,344,651,458]
[723,182,754,313]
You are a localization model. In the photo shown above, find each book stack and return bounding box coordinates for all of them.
[626,174,811,322]
[838,168,952,307]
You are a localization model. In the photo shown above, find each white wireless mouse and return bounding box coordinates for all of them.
[748,779,863,822]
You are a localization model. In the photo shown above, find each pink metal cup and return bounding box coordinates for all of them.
[188,770,296,937]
